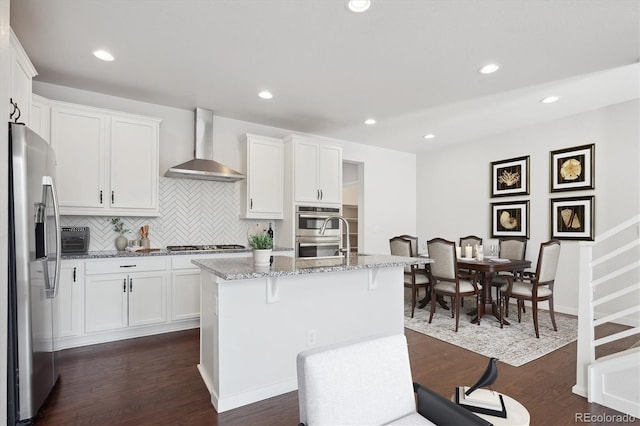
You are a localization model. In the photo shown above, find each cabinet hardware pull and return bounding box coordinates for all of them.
[120,265,136,268]
[111,191,115,204]
[73,267,76,282]
[317,189,320,200]
[123,278,126,292]
[99,190,103,204]
[129,278,133,292]
[320,189,323,200]
[250,198,253,209]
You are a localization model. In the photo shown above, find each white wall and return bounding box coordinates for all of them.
[416,100,640,319]
[1,3,11,423]
[342,142,416,254]
[33,81,417,255]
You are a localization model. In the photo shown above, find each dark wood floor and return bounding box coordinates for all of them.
[34,321,638,426]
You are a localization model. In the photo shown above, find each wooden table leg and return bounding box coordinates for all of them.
[471,273,510,325]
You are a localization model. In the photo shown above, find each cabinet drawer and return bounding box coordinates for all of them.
[85,257,168,275]
[171,255,203,270]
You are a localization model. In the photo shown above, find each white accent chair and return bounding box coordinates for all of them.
[296,334,492,426]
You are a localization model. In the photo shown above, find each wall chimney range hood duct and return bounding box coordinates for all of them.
[164,108,245,182]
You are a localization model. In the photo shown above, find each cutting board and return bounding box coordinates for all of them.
[135,248,161,253]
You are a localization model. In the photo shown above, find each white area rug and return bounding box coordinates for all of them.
[404,299,578,367]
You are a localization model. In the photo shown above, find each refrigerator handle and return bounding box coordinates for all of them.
[43,176,62,299]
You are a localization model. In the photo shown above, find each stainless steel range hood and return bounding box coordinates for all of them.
[164,108,245,182]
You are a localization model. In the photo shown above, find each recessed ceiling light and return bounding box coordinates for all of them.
[93,50,114,62]
[364,118,376,125]
[479,63,500,74]
[258,91,273,99]
[423,133,436,140]
[540,96,560,104]
[347,0,371,13]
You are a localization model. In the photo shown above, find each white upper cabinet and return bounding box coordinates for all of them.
[51,104,108,210]
[9,30,37,127]
[50,100,161,216]
[285,135,342,205]
[110,114,159,211]
[31,94,51,142]
[240,134,284,219]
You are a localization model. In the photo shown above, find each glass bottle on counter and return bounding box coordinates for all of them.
[267,223,274,241]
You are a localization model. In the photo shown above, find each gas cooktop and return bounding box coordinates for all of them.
[166,244,246,252]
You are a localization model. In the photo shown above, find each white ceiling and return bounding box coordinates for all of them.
[10,0,640,153]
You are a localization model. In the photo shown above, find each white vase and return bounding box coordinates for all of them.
[115,235,127,251]
[253,249,272,267]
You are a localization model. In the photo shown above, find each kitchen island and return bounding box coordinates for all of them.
[192,254,432,413]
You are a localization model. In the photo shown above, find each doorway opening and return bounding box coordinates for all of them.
[343,161,363,254]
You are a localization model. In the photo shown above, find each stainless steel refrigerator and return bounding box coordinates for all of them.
[7,122,62,424]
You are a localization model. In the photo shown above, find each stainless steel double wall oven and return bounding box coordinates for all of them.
[296,206,342,259]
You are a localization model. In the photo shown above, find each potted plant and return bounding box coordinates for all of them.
[109,217,130,251]
[249,233,273,266]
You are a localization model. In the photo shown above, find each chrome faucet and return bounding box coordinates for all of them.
[320,214,350,262]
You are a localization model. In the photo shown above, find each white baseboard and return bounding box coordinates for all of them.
[55,319,199,350]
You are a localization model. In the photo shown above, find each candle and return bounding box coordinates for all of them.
[456,246,461,258]
[465,245,472,258]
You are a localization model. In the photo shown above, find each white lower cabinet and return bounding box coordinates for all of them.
[84,258,167,334]
[171,270,201,321]
[169,255,210,321]
[55,260,84,341]
[58,252,268,349]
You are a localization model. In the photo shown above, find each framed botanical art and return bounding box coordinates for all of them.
[550,196,595,241]
[491,156,530,197]
[550,144,595,192]
[491,200,530,238]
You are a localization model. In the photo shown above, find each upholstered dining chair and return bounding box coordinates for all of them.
[459,235,483,258]
[458,235,483,307]
[499,239,561,338]
[390,236,430,318]
[427,238,482,331]
[491,237,528,300]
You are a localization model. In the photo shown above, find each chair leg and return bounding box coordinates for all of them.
[475,293,481,327]
[549,296,557,332]
[499,294,504,329]
[428,290,437,323]
[532,301,540,338]
[450,297,455,318]
[504,296,510,317]
[517,300,522,323]
[411,285,417,318]
[454,296,460,332]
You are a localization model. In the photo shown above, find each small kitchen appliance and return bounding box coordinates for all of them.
[61,226,90,254]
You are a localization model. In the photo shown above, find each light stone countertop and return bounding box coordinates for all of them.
[192,254,433,281]
[61,246,293,260]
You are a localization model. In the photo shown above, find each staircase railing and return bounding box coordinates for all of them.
[573,215,640,400]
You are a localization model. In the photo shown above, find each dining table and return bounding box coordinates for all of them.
[456,257,531,325]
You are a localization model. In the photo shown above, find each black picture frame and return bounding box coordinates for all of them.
[550,196,595,241]
[490,156,530,197]
[491,200,530,238]
[550,144,595,192]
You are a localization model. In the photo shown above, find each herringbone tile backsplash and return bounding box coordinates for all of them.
[61,177,271,251]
